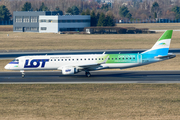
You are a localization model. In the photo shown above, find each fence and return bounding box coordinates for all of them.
[118,19,180,24]
[0,20,13,25]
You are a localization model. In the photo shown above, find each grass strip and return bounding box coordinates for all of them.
[0,84,180,120]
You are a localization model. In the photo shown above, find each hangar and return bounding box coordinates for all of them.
[13,11,90,33]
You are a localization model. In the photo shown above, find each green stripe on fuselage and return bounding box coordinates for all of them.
[106,54,138,63]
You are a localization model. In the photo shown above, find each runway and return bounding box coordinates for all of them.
[0,71,180,84]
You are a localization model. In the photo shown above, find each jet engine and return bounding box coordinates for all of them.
[61,67,79,75]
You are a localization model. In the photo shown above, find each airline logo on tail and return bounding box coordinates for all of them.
[141,30,173,57]
[158,43,166,45]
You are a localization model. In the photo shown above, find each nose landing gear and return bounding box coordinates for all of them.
[20,70,25,78]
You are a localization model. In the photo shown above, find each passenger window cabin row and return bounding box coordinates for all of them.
[50,57,136,62]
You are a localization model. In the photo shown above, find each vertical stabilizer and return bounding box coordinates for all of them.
[141,30,173,57]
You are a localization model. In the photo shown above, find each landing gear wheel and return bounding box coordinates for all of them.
[22,74,25,78]
[85,71,91,77]
[20,70,25,78]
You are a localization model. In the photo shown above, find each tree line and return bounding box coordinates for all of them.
[1,0,180,24]
[0,2,115,27]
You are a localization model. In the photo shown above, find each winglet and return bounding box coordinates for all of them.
[99,56,109,64]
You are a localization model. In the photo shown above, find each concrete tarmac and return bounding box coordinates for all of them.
[0,71,180,84]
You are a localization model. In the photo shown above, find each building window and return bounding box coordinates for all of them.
[85,20,89,22]
[23,16,29,23]
[15,27,22,31]
[31,16,37,23]
[59,28,67,31]
[58,19,90,23]
[31,27,38,31]
[15,16,22,23]
[26,27,30,31]
[41,27,47,30]
[48,20,53,22]
[40,19,46,22]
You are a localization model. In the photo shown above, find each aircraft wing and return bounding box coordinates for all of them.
[58,56,109,70]
[78,56,109,68]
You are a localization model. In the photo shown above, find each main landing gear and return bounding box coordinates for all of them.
[85,71,91,77]
[20,70,25,78]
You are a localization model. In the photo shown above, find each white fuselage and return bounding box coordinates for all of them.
[5,53,161,72]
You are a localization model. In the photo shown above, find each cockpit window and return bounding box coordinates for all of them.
[9,59,19,64]
[12,59,19,62]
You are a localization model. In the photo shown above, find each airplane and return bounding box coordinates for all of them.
[5,30,176,78]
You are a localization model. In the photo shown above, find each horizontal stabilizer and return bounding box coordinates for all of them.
[154,54,176,60]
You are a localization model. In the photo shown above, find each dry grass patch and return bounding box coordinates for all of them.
[117,23,180,30]
[0,25,13,31]
[0,31,179,51]
[0,84,180,120]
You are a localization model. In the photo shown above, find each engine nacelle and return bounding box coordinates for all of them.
[61,67,79,75]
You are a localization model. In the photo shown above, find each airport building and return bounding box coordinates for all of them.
[13,11,91,33]
[39,15,90,33]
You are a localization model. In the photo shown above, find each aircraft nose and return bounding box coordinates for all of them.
[4,64,10,70]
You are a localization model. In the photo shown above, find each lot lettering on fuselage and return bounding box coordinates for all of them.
[24,59,49,68]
